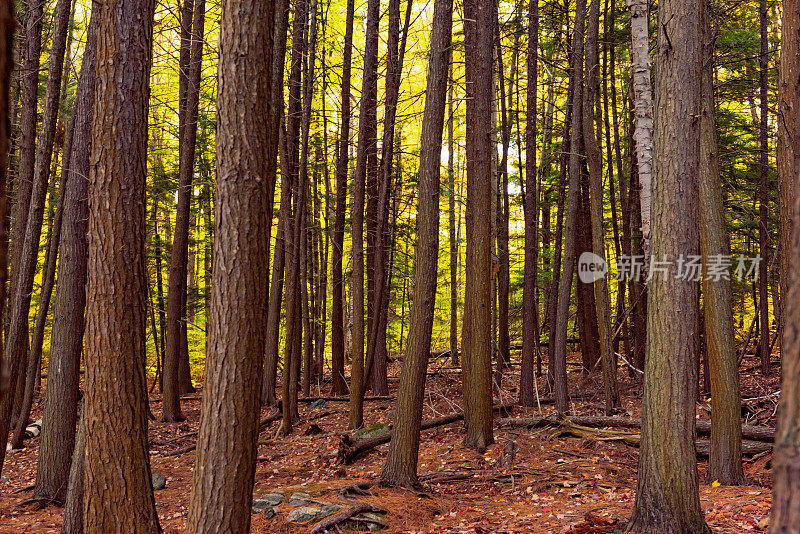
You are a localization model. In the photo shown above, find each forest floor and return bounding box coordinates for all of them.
[0,351,779,533]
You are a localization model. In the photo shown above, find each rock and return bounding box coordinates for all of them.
[0,476,8,484]
[263,506,276,520]
[309,398,327,410]
[288,506,325,523]
[151,473,167,491]
[252,499,274,514]
[259,492,284,505]
[288,492,314,506]
[354,511,387,531]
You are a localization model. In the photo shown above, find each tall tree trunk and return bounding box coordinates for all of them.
[583,0,619,413]
[448,59,458,368]
[184,0,272,529]
[348,0,380,429]
[6,0,42,342]
[461,0,495,450]
[33,1,98,501]
[380,0,451,486]
[0,0,71,466]
[330,0,355,397]
[163,0,205,422]
[261,0,291,405]
[260,0,290,406]
[83,0,160,530]
[628,0,653,267]
[626,0,708,528]
[778,0,800,351]
[771,0,800,524]
[61,400,85,534]
[519,0,539,406]
[553,0,586,413]
[698,0,742,487]
[757,0,770,376]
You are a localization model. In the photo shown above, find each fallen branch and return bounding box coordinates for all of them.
[337,403,515,464]
[308,503,388,534]
[499,415,775,442]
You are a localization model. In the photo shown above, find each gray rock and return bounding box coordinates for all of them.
[309,398,328,410]
[251,499,273,514]
[263,506,276,520]
[288,491,314,506]
[257,492,284,505]
[151,473,167,491]
[288,506,327,523]
[358,512,387,531]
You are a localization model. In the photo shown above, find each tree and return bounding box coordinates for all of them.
[380,0,451,486]
[627,0,653,267]
[771,0,800,525]
[625,0,709,529]
[552,0,587,413]
[584,0,619,413]
[519,0,539,407]
[185,0,273,528]
[698,0,742,486]
[34,0,99,502]
[461,0,494,450]
[163,0,206,422]
[82,0,160,529]
[0,0,70,467]
[757,0,770,376]
[330,0,355,396]
[349,0,380,429]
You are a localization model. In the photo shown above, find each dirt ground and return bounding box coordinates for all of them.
[0,352,778,533]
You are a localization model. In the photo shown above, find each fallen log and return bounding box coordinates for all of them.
[298,396,395,403]
[498,415,775,442]
[337,403,515,464]
[309,503,388,534]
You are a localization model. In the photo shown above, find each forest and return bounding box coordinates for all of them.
[0,0,798,531]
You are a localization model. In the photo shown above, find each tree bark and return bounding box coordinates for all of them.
[583,0,619,413]
[626,0,708,529]
[461,0,495,451]
[380,0,451,486]
[163,0,205,422]
[553,0,586,413]
[349,0,380,429]
[0,0,71,467]
[757,0,770,376]
[330,0,355,397]
[698,0,743,487]
[260,0,290,406]
[627,0,653,266]
[771,0,800,526]
[83,0,160,530]
[61,400,85,534]
[184,0,273,529]
[519,0,539,406]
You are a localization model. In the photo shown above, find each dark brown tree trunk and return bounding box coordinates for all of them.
[553,0,586,412]
[0,0,13,466]
[519,0,539,406]
[461,0,495,451]
[771,0,800,525]
[757,0,770,376]
[0,0,71,466]
[61,400,84,534]
[583,0,619,413]
[380,0,451,486]
[83,0,160,530]
[33,0,98,501]
[348,0,380,429]
[330,0,355,397]
[184,0,273,529]
[448,59,459,368]
[5,0,42,345]
[698,0,742,486]
[163,0,205,422]
[626,0,709,529]
[260,0,290,406]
